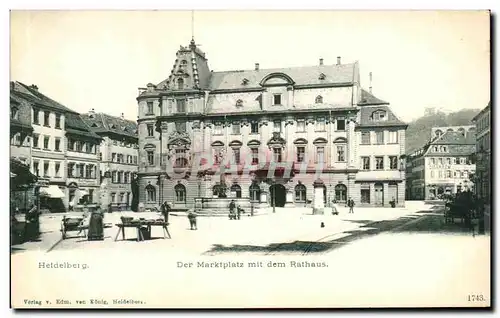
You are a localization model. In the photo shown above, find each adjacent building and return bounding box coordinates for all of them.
[472,103,491,201]
[10,81,101,211]
[406,126,476,200]
[82,110,139,211]
[136,39,407,210]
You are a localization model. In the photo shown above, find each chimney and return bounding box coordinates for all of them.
[121,113,124,119]
[255,63,260,71]
[319,58,324,66]
[369,72,373,93]
[336,57,341,65]
[30,84,38,91]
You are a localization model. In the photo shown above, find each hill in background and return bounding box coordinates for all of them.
[405,107,481,154]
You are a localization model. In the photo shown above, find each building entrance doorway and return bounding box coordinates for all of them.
[270,184,286,207]
[374,183,384,206]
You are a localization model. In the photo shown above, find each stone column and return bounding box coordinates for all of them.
[312,179,325,214]
[99,171,111,212]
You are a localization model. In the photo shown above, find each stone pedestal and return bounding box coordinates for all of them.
[99,176,110,212]
[312,179,325,215]
[284,190,294,208]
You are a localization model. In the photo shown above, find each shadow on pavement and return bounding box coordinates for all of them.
[204,207,478,255]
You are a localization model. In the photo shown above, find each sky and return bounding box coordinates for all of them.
[10,10,490,122]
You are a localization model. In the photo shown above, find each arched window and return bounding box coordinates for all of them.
[295,184,307,202]
[371,110,387,121]
[335,184,347,203]
[458,127,465,136]
[315,95,323,104]
[230,184,242,198]
[177,78,184,90]
[447,128,454,132]
[174,184,186,203]
[249,183,261,202]
[435,129,443,137]
[146,185,156,202]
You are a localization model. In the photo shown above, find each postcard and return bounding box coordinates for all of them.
[9,10,491,309]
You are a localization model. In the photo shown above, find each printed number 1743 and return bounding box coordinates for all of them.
[468,294,486,302]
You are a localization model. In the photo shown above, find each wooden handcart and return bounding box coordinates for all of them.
[61,215,88,239]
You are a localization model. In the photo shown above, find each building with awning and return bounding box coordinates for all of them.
[10,158,38,213]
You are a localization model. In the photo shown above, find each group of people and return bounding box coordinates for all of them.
[228,200,244,220]
[160,200,198,230]
[330,197,356,215]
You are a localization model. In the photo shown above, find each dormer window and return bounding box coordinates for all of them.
[318,73,326,80]
[180,60,188,67]
[371,110,387,121]
[315,95,323,104]
[242,78,249,85]
[11,106,19,120]
[177,78,184,90]
[235,99,244,107]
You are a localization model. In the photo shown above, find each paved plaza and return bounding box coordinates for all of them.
[12,201,458,255]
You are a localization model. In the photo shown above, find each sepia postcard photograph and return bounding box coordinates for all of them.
[8,9,491,309]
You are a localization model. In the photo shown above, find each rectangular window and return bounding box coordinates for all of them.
[446,170,452,178]
[296,120,305,133]
[361,157,370,170]
[389,156,398,169]
[67,163,74,178]
[55,114,61,128]
[336,145,345,162]
[111,153,117,162]
[147,102,154,114]
[273,120,281,133]
[147,124,154,137]
[44,111,50,126]
[55,162,60,177]
[232,123,240,134]
[431,158,436,166]
[273,94,282,105]
[316,146,325,163]
[431,170,435,178]
[32,134,39,148]
[79,164,85,178]
[336,117,345,131]
[233,148,240,164]
[250,122,259,134]
[315,118,325,131]
[111,171,117,183]
[55,138,61,151]
[111,193,116,203]
[388,131,398,144]
[33,108,39,125]
[438,158,443,166]
[43,136,50,150]
[147,152,154,165]
[361,131,371,145]
[460,157,465,164]
[375,131,384,144]
[297,146,305,162]
[446,158,451,165]
[273,148,282,162]
[214,123,223,135]
[43,161,49,176]
[375,156,384,170]
[33,161,39,176]
[117,171,122,183]
[176,99,186,113]
[251,148,259,164]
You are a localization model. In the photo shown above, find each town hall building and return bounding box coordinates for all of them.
[136,39,407,210]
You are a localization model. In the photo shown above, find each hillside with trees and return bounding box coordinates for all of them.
[405,107,481,154]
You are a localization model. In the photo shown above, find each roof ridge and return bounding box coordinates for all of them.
[211,63,356,74]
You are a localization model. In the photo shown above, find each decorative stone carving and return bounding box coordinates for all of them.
[259,120,268,127]
[192,120,201,130]
[306,117,315,125]
[241,120,250,127]
[285,118,294,126]
[223,121,232,128]
[204,122,213,129]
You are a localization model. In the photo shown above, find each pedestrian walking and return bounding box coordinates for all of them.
[236,205,242,220]
[228,200,236,220]
[161,201,171,224]
[347,197,355,214]
[187,210,198,230]
[331,200,339,215]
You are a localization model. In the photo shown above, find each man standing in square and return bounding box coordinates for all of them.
[347,197,355,214]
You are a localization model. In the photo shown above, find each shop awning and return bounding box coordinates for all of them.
[39,185,65,198]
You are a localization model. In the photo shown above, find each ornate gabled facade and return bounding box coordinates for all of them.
[136,39,407,210]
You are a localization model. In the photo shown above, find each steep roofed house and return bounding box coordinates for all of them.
[136,39,407,211]
[406,126,476,200]
[82,110,139,211]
